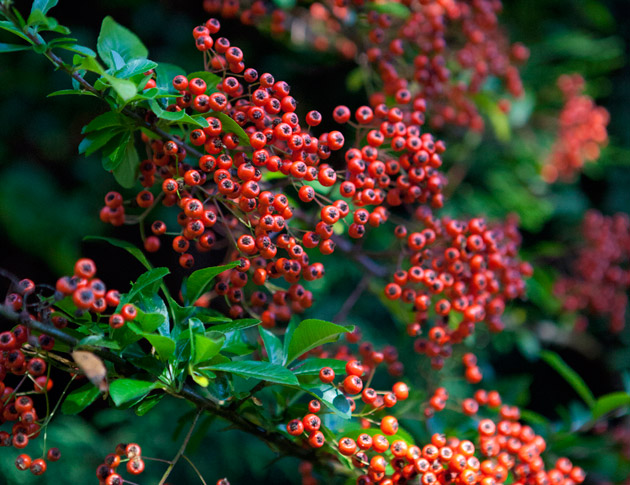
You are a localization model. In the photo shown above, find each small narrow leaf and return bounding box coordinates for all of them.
[259,327,283,365]
[201,361,299,387]
[109,378,156,407]
[541,350,595,408]
[591,392,630,421]
[0,42,31,52]
[209,318,260,333]
[84,236,152,270]
[61,383,100,415]
[285,319,353,365]
[185,262,239,304]
[291,358,348,376]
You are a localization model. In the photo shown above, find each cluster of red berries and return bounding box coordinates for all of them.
[554,210,629,333]
[542,74,610,183]
[384,214,531,368]
[54,258,136,330]
[95,442,145,484]
[286,359,409,452]
[14,448,60,476]
[0,284,60,474]
[202,0,528,133]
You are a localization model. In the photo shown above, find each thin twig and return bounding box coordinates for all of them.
[158,409,203,485]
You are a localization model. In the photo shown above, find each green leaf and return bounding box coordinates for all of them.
[148,98,209,128]
[61,383,100,414]
[209,318,260,333]
[78,335,121,350]
[200,361,299,387]
[259,327,283,365]
[0,21,33,43]
[97,16,148,69]
[156,62,186,94]
[47,88,99,98]
[103,73,137,102]
[82,111,127,134]
[61,44,96,57]
[135,393,164,416]
[114,58,157,79]
[592,392,630,421]
[31,0,58,15]
[303,383,351,419]
[79,128,122,156]
[185,262,239,304]
[0,42,31,52]
[365,2,411,19]
[291,358,348,376]
[541,350,596,408]
[143,334,175,361]
[109,378,157,407]
[73,54,104,74]
[110,136,139,188]
[212,111,250,146]
[285,319,353,365]
[193,333,225,365]
[84,236,152,270]
[125,267,170,302]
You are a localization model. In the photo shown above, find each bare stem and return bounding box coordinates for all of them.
[158,409,202,485]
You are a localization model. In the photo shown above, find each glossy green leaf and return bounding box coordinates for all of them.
[200,361,299,387]
[135,393,163,416]
[114,58,156,79]
[47,88,99,97]
[103,73,137,102]
[125,267,169,302]
[61,383,101,414]
[259,327,283,365]
[31,0,58,15]
[541,350,595,408]
[592,392,630,421]
[209,318,260,333]
[79,128,122,156]
[0,42,31,52]
[148,98,209,128]
[0,20,32,43]
[83,236,152,271]
[365,2,410,19]
[82,111,127,134]
[291,358,348,376]
[212,111,250,146]
[156,62,186,93]
[97,16,148,69]
[143,334,175,361]
[109,378,157,407]
[184,262,239,304]
[193,333,225,365]
[285,319,353,365]
[303,383,351,419]
[78,335,121,350]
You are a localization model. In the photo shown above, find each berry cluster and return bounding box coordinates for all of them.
[0,291,59,475]
[554,210,630,333]
[286,359,409,452]
[202,0,528,133]
[387,214,532,368]
[542,74,610,183]
[95,442,145,485]
[53,258,137,330]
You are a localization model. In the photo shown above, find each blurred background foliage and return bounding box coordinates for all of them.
[0,0,628,483]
